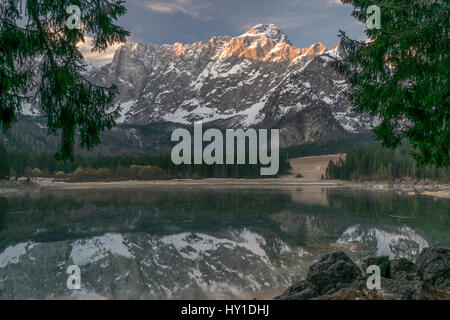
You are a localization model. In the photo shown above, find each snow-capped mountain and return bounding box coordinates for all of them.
[86,24,374,147]
[14,24,375,153]
[338,225,429,260]
[0,229,310,299]
[0,225,429,299]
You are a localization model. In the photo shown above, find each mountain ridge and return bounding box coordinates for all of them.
[10,24,375,154]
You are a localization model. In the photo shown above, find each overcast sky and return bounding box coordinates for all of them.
[81,0,366,64]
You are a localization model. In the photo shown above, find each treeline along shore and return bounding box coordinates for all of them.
[0,135,448,183]
[0,142,292,181]
[0,134,372,181]
[326,142,450,183]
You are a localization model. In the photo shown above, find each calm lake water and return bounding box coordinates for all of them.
[0,186,449,299]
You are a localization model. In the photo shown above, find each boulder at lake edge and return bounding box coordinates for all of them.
[275,245,450,300]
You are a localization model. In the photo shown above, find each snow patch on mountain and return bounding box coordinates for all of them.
[0,242,36,268]
[160,229,269,263]
[19,24,374,149]
[240,24,290,44]
[117,100,138,123]
[21,103,39,116]
[338,225,428,260]
[70,233,133,266]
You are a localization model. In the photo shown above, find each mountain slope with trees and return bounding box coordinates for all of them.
[326,142,450,182]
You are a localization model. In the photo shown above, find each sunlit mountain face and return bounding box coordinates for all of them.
[86,24,373,133]
[0,188,448,299]
[11,24,375,155]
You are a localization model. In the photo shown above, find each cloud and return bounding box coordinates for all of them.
[326,0,343,5]
[77,36,125,65]
[131,0,212,19]
[241,12,330,31]
[116,0,365,49]
[222,0,355,35]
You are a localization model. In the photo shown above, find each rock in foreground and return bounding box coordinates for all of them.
[275,245,450,300]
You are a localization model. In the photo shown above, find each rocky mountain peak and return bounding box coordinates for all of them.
[327,42,345,58]
[240,24,292,45]
[19,26,374,153]
[302,42,327,56]
[217,24,309,62]
[112,25,327,64]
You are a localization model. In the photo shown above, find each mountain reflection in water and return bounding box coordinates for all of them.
[0,187,448,299]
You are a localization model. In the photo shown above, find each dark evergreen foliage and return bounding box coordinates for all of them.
[0,142,9,177]
[326,142,450,182]
[2,142,292,179]
[0,0,129,160]
[335,0,449,167]
[281,133,374,159]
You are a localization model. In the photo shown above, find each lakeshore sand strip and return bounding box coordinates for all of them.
[4,155,448,198]
[421,191,450,199]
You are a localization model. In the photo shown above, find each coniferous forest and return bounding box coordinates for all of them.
[326,142,450,182]
[0,142,291,180]
[2,137,449,182]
